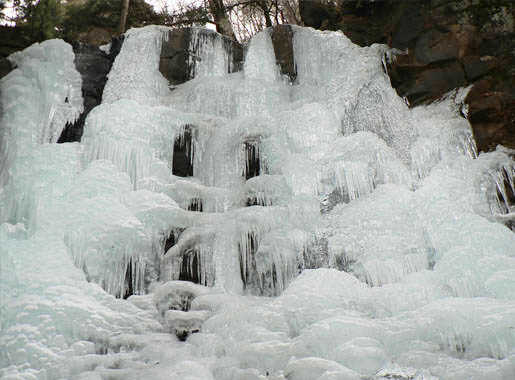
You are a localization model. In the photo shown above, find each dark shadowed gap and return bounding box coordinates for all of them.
[238,232,258,291]
[246,197,259,206]
[164,228,185,254]
[172,125,194,177]
[123,258,133,299]
[58,37,124,143]
[178,249,201,284]
[244,141,260,180]
[188,198,203,212]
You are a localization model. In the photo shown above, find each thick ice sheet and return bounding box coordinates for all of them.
[1,25,514,380]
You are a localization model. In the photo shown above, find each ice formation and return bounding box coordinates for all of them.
[1,25,514,380]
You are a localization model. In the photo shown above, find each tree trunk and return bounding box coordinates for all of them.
[119,0,130,35]
[258,0,273,27]
[207,0,237,40]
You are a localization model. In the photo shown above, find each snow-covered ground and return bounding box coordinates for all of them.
[1,25,514,380]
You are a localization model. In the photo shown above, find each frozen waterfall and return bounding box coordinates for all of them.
[1,25,515,380]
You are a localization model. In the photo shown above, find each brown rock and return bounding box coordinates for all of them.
[299,0,515,151]
[395,61,467,105]
[58,38,124,143]
[299,0,338,30]
[79,27,113,46]
[159,29,192,86]
[270,25,296,82]
[414,29,460,64]
[449,24,478,59]
[0,57,12,80]
[466,81,515,152]
[462,55,496,81]
[159,28,243,87]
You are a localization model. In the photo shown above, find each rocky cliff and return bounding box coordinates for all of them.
[300,0,515,152]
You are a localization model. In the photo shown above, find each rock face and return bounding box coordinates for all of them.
[159,28,244,86]
[270,24,297,82]
[59,28,244,142]
[0,26,32,59]
[299,0,515,152]
[0,57,11,81]
[1,26,33,81]
[158,26,298,86]
[58,38,124,143]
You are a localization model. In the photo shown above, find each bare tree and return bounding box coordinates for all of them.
[157,0,301,41]
[206,0,237,39]
[226,0,301,40]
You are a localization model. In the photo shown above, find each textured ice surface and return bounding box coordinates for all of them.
[1,25,515,380]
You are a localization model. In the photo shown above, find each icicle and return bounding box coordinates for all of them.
[473,147,515,219]
[244,175,291,207]
[333,161,375,202]
[253,230,308,296]
[64,228,149,298]
[189,28,233,78]
[244,29,279,82]
[172,124,196,177]
[102,25,170,105]
[242,139,264,180]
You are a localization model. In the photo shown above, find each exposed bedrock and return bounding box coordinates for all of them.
[159,27,244,85]
[158,26,297,85]
[58,37,124,143]
[0,57,11,80]
[299,0,515,152]
[269,24,297,82]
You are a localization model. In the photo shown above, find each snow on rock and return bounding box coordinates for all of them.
[330,337,388,376]
[164,309,210,339]
[284,357,360,380]
[102,25,170,105]
[153,280,211,316]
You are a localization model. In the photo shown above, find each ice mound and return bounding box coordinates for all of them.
[284,357,360,380]
[1,24,515,380]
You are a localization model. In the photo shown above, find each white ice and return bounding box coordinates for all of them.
[1,24,514,380]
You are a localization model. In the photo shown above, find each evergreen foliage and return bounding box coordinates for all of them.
[61,0,163,41]
[7,0,162,44]
[12,0,62,41]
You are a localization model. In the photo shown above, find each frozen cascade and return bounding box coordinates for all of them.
[188,28,236,78]
[244,29,280,82]
[102,26,170,105]
[0,39,82,227]
[1,24,515,380]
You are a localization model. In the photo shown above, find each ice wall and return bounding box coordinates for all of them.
[1,25,515,380]
[77,22,515,317]
[0,40,82,225]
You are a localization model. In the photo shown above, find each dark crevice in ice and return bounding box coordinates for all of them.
[95,342,108,355]
[188,198,203,212]
[239,231,259,292]
[320,188,349,213]
[178,249,203,284]
[239,232,282,296]
[123,258,134,299]
[172,125,194,177]
[243,140,266,180]
[246,197,260,207]
[58,37,124,143]
[164,228,185,254]
[497,167,515,230]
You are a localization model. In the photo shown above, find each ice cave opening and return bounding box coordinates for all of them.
[172,124,195,177]
[1,24,515,380]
